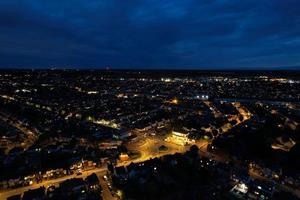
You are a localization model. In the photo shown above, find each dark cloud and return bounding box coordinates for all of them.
[0,0,299,69]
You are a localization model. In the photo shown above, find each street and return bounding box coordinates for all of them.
[0,168,106,200]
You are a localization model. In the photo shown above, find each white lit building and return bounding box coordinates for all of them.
[165,131,194,146]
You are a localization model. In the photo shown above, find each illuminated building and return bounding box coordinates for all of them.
[230,182,248,198]
[119,153,129,161]
[165,130,194,146]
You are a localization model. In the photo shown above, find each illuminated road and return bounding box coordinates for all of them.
[98,171,117,200]
[201,101,252,136]
[121,136,189,166]
[2,135,300,199]
[122,135,210,167]
[0,168,106,200]
[0,111,40,153]
[204,101,222,118]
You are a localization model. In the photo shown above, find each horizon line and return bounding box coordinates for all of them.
[0,65,300,71]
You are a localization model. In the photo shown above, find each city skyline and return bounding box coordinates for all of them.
[0,70,299,200]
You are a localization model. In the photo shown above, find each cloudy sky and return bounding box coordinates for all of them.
[0,0,299,69]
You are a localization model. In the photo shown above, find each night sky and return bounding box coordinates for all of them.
[0,0,299,69]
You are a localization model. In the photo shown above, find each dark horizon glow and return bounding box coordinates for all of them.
[0,0,300,69]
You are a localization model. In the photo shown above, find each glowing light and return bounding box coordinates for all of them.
[171,98,178,104]
[117,190,123,198]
